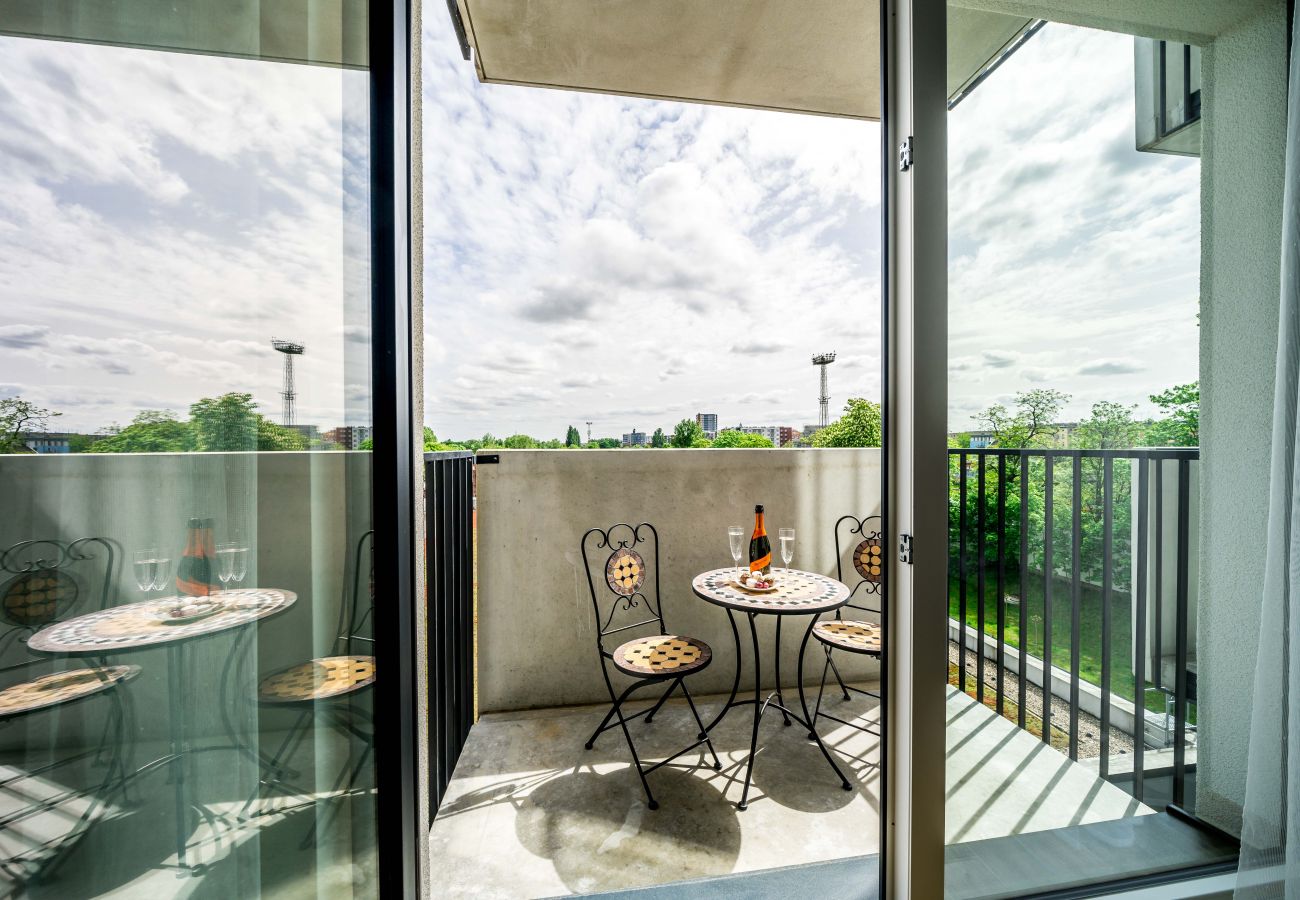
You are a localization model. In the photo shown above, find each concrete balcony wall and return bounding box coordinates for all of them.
[475,448,883,713]
[0,450,372,749]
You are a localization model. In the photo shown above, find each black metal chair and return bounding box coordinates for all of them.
[0,538,137,883]
[807,515,884,737]
[580,523,721,809]
[241,530,375,847]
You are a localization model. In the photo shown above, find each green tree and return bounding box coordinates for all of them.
[502,434,539,449]
[190,393,259,451]
[1146,382,1199,446]
[711,429,774,448]
[813,398,882,447]
[973,389,1069,448]
[1075,401,1140,450]
[90,410,193,453]
[670,418,705,448]
[650,427,667,448]
[0,397,59,453]
[257,417,308,451]
[565,425,582,447]
[592,437,622,449]
[359,437,373,450]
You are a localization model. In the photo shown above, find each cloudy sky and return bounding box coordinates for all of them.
[0,16,1198,439]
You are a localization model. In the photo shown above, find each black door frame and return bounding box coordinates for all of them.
[370,0,421,896]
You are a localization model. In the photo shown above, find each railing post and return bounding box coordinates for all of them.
[1069,452,1081,760]
[977,453,987,703]
[1018,453,1028,731]
[1173,458,1191,807]
[958,452,968,694]
[1134,455,1149,802]
[1100,455,1113,780]
[996,453,1007,717]
[1042,453,1054,744]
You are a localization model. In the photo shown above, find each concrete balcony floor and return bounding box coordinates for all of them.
[430,683,1153,898]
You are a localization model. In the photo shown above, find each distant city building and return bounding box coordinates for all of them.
[956,422,1080,450]
[967,431,995,449]
[778,426,796,447]
[622,430,647,447]
[695,412,718,440]
[20,432,75,453]
[324,425,372,449]
[731,425,781,445]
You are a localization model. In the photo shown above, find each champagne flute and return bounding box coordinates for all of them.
[133,549,160,596]
[727,526,745,580]
[778,528,795,572]
[216,542,249,599]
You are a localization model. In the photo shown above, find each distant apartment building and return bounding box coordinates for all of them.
[20,432,75,453]
[324,425,372,450]
[695,412,718,439]
[778,426,796,447]
[956,422,1080,450]
[621,430,647,447]
[733,425,780,445]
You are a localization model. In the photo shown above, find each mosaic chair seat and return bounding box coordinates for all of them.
[242,531,375,848]
[807,516,885,739]
[0,538,134,884]
[581,523,721,810]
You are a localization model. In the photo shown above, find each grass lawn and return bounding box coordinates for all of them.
[947,567,1186,718]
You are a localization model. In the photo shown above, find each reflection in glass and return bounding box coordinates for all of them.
[0,5,376,895]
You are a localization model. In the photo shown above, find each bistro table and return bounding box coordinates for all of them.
[28,588,296,873]
[692,568,852,810]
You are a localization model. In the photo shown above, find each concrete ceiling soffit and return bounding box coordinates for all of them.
[454,0,882,120]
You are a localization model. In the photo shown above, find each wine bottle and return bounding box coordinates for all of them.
[748,504,772,574]
[176,518,215,598]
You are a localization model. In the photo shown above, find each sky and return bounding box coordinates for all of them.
[0,16,1198,439]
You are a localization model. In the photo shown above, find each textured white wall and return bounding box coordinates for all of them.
[1195,1,1288,835]
[475,449,883,712]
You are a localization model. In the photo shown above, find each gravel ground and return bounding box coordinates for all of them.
[948,640,1134,760]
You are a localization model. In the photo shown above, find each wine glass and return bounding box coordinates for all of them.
[216,542,249,597]
[778,528,795,572]
[133,549,160,595]
[727,526,745,579]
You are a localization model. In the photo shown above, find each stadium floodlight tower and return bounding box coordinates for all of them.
[812,352,837,428]
[271,338,305,427]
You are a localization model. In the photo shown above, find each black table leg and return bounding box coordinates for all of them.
[702,609,742,735]
[738,612,762,811]
[167,643,188,869]
[773,616,791,726]
[797,617,852,791]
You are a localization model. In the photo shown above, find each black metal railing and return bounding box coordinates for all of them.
[947,447,1198,807]
[425,451,475,815]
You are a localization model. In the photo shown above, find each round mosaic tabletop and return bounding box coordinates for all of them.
[27,588,296,656]
[691,568,849,616]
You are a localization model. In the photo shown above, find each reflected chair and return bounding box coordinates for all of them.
[808,515,884,738]
[0,538,137,883]
[242,530,375,847]
[580,523,721,810]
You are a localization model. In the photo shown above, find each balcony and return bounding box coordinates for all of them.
[425,447,1233,897]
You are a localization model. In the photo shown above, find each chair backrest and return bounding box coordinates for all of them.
[834,515,884,617]
[332,529,375,657]
[0,537,115,668]
[580,523,666,656]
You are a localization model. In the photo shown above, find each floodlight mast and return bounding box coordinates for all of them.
[271,339,305,427]
[812,352,837,428]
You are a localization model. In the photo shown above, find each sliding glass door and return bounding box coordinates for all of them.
[0,1,417,895]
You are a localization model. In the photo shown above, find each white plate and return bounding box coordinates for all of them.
[728,578,779,593]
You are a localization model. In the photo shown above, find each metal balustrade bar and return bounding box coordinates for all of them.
[947,447,1199,804]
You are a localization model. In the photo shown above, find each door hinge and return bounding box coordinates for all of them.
[899,534,914,564]
[898,136,914,172]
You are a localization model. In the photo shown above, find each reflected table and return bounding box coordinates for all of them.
[29,588,296,873]
[692,568,853,810]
